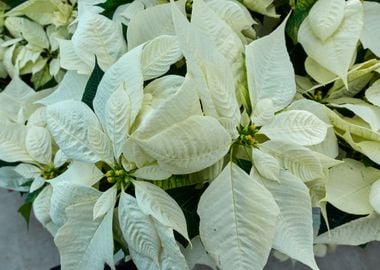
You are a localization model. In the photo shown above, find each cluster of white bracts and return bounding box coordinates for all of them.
[0,0,379,269]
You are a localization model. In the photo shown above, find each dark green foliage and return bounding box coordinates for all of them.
[98,0,134,19]
[18,186,44,227]
[82,58,104,110]
[2,0,28,9]
[286,0,317,44]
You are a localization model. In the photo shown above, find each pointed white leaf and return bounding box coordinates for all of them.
[155,222,189,270]
[134,180,189,242]
[136,115,231,174]
[30,176,46,193]
[305,57,337,84]
[87,126,114,165]
[366,79,380,107]
[252,148,280,182]
[104,84,131,159]
[171,3,240,137]
[260,110,329,146]
[243,0,278,17]
[25,126,52,164]
[263,171,319,270]
[14,163,39,179]
[93,45,144,128]
[246,15,295,112]
[132,164,172,180]
[0,122,33,163]
[0,166,30,192]
[50,182,101,226]
[57,39,92,74]
[142,35,182,80]
[198,162,280,270]
[33,185,59,236]
[51,161,104,186]
[118,191,161,266]
[326,159,380,215]
[260,140,324,182]
[298,0,363,85]
[46,100,106,163]
[308,0,345,41]
[38,71,90,105]
[93,185,117,220]
[315,215,380,245]
[55,200,115,270]
[133,75,201,140]
[127,2,176,49]
[53,150,69,168]
[72,12,127,71]
[361,2,380,57]
[369,180,380,214]
[251,98,275,126]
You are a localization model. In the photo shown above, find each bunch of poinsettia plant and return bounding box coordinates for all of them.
[0,0,380,269]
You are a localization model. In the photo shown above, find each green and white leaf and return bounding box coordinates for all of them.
[134,180,189,242]
[198,162,280,270]
[260,110,329,146]
[366,79,380,107]
[0,166,30,192]
[55,200,115,270]
[242,0,278,17]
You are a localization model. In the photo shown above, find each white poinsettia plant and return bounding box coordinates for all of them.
[0,0,379,269]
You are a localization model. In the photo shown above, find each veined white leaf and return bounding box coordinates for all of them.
[198,162,279,270]
[57,39,92,74]
[38,71,90,105]
[87,126,114,165]
[326,159,380,215]
[133,75,201,140]
[27,107,47,128]
[93,45,144,128]
[183,236,217,270]
[366,79,380,107]
[72,12,127,71]
[50,182,101,226]
[0,122,33,163]
[260,140,324,182]
[134,180,189,242]
[252,148,280,182]
[155,222,189,270]
[51,161,104,186]
[331,101,380,131]
[33,185,59,236]
[104,84,132,159]
[14,163,39,179]
[46,100,105,163]
[191,0,243,67]
[132,164,172,180]
[251,98,275,126]
[360,1,380,57]
[171,3,240,137]
[369,180,380,214]
[260,110,329,146]
[0,166,30,192]
[142,35,182,80]
[25,126,52,164]
[136,115,231,174]
[93,185,117,220]
[127,2,177,49]
[298,0,363,86]
[308,0,345,41]
[55,200,115,270]
[118,191,161,266]
[315,214,380,245]
[246,14,295,113]
[53,150,68,168]
[263,171,319,270]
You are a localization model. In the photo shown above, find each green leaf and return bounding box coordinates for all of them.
[18,202,33,228]
[98,0,134,19]
[82,58,104,110]
[286,0,317,44]
[2,0,28,9]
